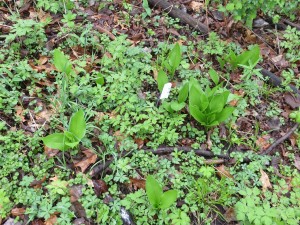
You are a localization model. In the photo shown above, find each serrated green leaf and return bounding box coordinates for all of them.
[69,109,86,140]
[178,82,189,103]
[157,70,169,92]
[42,133,68,151]
[170,101,185,111]
[159,190,178,209]
[146,176,163,208]
[216,107,234,123]
[208,69,219,85]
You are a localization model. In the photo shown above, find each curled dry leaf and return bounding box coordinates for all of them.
[92,180,108,197]
[44,214,57,225]
[284,93,300,109]
[294,155,300,171]
[256,135,271,150]
[189,1,204,13]
[129,178,146,190]
[216,165,233,179]
[74,149,97,172]
[44,146,60,158]
[70,185,84,202]
[259,169,272,192]
[11,208,26,216]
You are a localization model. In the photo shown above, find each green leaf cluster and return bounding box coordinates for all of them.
[157,43,182,92]
[218,45,260,70]
[146,175,178,210]
[189,71,234,127]
[42,109,86,151]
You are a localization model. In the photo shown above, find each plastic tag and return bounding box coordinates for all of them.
[159,83,172,99]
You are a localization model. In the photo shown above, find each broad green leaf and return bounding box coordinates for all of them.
[178,82,189,103]
[96,73,105,85]
[159,190,178,209]
[236,45,260,67]
[170,101,185,111]
[189,85,208,111]
[216,107,235,123]
[64,131,79,148]
[217,56,225,69]
[209,94,225,113]
[162,102,173,113]
[42,133,68,151]
[142,0,151,16]
[189,105,206,124]
[226,3,235,11]
[146,176,163,208]
[157,70,169,92]
[222,90,230,105]
[168,43,181,76]
[53,49,72,75]
[208,69,219,85]
[69,109,86,140]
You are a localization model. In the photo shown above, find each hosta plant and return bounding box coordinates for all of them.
[42,109,86,151]
[188,70,235,127]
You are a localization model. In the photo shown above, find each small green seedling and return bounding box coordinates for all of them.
[289,110,300,123]
[42,109,86,151]
[53,49,72,76]
[157,43,182,92]
[188,70,235,127]
[217,45,260,70]
[146,175,178,210]
[162,82,189,113]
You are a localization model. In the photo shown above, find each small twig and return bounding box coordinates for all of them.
[90,146,230,177]
[93,24,116,40]
[261,123,299,155]
[282,18,300,31]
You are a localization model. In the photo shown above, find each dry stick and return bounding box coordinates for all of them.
[90,147,230,177]
[147,0,209,34]
[261,123,299,155]
[282,18,300,31]
[93,24,116,40]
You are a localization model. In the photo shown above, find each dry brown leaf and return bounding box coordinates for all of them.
[224,207,236,223]
[153,69,158,81]
[15,105,25,122]
[134,138,144,149]
[259,169,272,192]
[11,208,26,216]
[70,185,84,202]
[256,135,271,150]
[30,176,47,189]
[216,165,233,179]
[284,93,300,109]
[44,214,57,225]
[44,146,60,158]
[294,155,300,170]
[92,180,108,197]
[74,149,97,172]
[129,178,146,190]
[38,56,48,65]
[189,1,204,12]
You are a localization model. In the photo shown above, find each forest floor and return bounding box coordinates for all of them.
[0,0,300,225]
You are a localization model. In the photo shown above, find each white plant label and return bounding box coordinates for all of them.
[159,83,172,99]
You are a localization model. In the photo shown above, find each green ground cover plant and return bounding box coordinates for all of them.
[1,1,300,224]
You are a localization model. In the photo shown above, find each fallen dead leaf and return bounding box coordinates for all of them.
[259,169,272,192]
[129,178,146,190]
[70,185,84,202]
[15,105,25,122]
[153,69,158,81]
[30,176,47,189]
[216,165,233,179]
[44,214,57,225]
[134,138,144,149]
[92,180,108,197]
[294,155,300,170]
[189,1,204,12]
[256,135,271,150]
[38,56,48,65]
[284,93,300,109]
[11,208,26,216]
[74,149,97,172]
[44,146,60,158]
[224,207,236,223]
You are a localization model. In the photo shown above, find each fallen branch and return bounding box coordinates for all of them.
[93,24,116,40]
[90,147,230,177]
[261,123,299,155]
[148,0,209,34]
[282,18,300,31]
